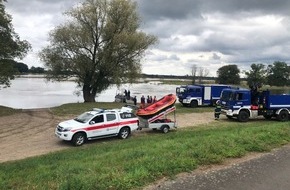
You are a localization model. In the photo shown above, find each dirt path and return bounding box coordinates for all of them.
[0,110,215,163]
[0,109,69,163]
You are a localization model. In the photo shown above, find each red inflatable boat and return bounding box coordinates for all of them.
[136,94,176,118]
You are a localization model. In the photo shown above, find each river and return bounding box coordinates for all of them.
[0,77,177,109]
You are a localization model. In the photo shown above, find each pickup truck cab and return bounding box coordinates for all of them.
[55,107,139,146]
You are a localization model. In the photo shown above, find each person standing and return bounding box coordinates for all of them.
[124,89,128,98]
[214,100,221,120]
[149,96,153,104]
[153,96,157,103]
[127,90,131,100]
[133,96,137,106]
[141,95,145,108]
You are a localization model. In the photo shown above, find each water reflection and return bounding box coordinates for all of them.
[0,78,176,109]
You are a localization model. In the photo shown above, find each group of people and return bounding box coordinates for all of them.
[124,89,131,100]
[122,90,158,108]
[123,89,138,106]
[140,95,157,108]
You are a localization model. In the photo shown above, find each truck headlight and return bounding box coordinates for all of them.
[63,127,72,132]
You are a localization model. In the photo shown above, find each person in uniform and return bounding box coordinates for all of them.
[214,100,222,120]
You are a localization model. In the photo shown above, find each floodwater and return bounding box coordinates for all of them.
[0,77,176,109]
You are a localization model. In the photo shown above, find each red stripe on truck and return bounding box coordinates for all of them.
[71,119,138,132]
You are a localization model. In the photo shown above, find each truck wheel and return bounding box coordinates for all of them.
[238,111,249,122]
[72,132,86,146]
[118,127,130,139]
[277,110,289,122]
[161,125,169,133]
[190,100,198,108]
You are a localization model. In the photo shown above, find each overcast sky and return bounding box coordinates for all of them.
[5,0,290,76]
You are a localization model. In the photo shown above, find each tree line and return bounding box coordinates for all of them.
[215,62,290,87]
[2,59,45,74]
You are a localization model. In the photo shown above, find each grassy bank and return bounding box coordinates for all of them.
[0,106,21,116]
[0,120,289,189]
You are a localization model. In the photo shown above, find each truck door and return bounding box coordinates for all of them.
[87,114,105,137]
[104,113,118,135]
[233,92,249,108]
[204,86,211,101]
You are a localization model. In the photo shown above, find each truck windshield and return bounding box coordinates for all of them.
[74,112,94,123]
[221,91,234,101]
[176,87,187,94]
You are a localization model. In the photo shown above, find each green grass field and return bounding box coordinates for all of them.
[0,117,289,189]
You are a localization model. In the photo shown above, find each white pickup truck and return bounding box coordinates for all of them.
[55,107,139,146]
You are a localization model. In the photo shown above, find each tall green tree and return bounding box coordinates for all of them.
[216,64,240,85]
[0,0,31,88]
[245,63,267,88]
[266,61,290,86]
[39,0,157,102]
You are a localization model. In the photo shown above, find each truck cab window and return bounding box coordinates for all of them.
[236,93,243,100]
[106,114,116,121]
[91,115,104,123]
[176,87,186,93]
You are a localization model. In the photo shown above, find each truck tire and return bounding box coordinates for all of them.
[72,132,86,146]
[277,110,289,122]
[238,110,249,122]
[190,100,198,108]
[118,127,130,139]
[161,125,169,133]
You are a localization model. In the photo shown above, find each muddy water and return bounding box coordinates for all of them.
[0,77,176,109]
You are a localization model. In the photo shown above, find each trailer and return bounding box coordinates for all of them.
[138,106,177,133]
[220,88,290,122]
[176,84,231,107]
